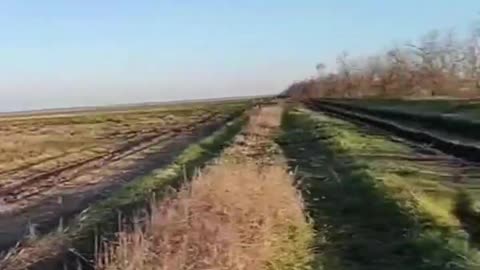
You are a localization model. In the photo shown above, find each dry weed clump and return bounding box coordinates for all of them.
[97,163,313,270]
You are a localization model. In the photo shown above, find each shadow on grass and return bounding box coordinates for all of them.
[277,109,475,270]
[454,190,480,247]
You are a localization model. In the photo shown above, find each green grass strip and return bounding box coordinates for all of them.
[278,107,480,270]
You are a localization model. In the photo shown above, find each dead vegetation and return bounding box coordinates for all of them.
[0,102,251,270]
[96,105,314,270]
[0,111,245,270]
[0,236,67,270]
[97,163,313,270]
[284,21,480,99]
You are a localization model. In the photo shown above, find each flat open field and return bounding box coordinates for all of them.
[0,100,250,254]
[5,99,480,270]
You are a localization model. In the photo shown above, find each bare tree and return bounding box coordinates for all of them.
[465,22,480,90]
[406,30,444,95]
[336,51,357,96]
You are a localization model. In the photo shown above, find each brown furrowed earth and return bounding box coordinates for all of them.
[0,101,248,253]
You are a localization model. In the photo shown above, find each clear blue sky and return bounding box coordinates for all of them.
[1,0,479,111]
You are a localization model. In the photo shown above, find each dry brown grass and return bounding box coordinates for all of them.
[97,163,313,270]
[96,105,314,270]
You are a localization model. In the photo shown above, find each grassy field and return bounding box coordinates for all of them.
[278,107,480,269]
[4,99,480,270]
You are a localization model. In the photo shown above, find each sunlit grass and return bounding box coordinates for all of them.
[278,107,480,269]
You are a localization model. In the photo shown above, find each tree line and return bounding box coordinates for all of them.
[284,22,480,99]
